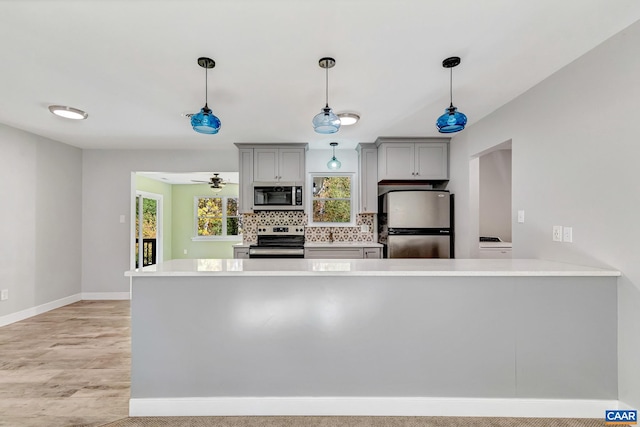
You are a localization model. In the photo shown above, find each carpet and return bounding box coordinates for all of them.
[98,416,612,427]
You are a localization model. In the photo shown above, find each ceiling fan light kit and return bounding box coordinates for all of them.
[192,173,226,191]
[191,57,221,135]
[312,57,341,134]
[436,56,467,134]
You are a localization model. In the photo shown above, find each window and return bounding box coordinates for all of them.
[194,196,241,240]
[309,174,354,226]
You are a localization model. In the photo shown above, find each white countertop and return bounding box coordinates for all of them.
[125,258,620,278]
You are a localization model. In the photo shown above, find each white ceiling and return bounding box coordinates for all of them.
[1,1,639,151]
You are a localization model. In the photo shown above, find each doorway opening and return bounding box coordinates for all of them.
[134,191,163,268]
[469,140,512,258]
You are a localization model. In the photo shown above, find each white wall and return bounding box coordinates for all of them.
[479,149,512,242]
[0,124,82,317]
[448,21,640,408]
[81,148,237,294]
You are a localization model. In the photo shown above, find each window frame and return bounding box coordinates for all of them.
[307,172,356,227]
[192,195,242,241]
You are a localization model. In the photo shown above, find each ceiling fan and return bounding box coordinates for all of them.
[191,173,226,192]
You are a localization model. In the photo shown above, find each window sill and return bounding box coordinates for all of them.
[191,236,243,242]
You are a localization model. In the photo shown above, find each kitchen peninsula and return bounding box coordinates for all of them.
[126,258,620,418]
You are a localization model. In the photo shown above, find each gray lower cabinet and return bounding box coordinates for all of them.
[305,247,382,259]
[363,247,382,258]
[233,247,250,259]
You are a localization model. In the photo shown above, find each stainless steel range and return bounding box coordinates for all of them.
[248,225,305,258]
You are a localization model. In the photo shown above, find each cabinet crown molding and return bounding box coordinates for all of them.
[374,137,450,147]
[234,143,309,150]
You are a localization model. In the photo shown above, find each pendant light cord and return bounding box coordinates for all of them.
[449,67,453,108]
[205,67,208,107]
[325,65,329,108]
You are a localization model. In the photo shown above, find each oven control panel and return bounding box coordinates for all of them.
[256,225,305,235]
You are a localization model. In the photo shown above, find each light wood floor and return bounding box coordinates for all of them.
[0,300,130,427]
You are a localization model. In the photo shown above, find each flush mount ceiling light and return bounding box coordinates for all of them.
[436,56,467,134]
[191,57,221,135]
[337,112,360,126]
[327,142,341,170]
[48,105,88,120]
[313,57,341,134]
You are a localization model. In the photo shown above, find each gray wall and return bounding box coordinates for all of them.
[0,124,82,316]
[479,149,512,242]
[448,20,640,408]
[81,148,238,294]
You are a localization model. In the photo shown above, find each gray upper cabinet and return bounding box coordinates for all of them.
[357,143,378,213]
[376,137,449,180]
[253,147,305,182]
[238,148,254,213]
[235,143,308,213]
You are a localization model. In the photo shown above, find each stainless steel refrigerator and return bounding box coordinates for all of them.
[379,190,454,258]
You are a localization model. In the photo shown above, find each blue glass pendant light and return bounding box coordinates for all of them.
[436,56,467,134]
[313,57,341,134]
[327,142,341,170]
[191,57,221,134]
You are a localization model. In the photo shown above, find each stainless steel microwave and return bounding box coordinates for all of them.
[252,183,303,210]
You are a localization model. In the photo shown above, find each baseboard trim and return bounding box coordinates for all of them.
[129,397,621,418]
[0,293,81,327]
[81,292,131,300]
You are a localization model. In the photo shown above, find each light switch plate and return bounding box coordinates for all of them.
[563,227,573,242]
[553,226,563,242]
[0,289,8,301]
[517,210,525,223]
[360,224,370,233]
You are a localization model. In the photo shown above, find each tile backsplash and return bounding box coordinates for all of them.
[241,211,375,244]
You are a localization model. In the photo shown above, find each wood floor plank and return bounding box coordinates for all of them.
[0,300,130,426]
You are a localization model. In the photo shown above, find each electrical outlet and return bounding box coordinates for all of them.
[0,289,8,301]
[553,226,563,242]
[183,249,188,255]
[517,210,525,223]
[360,224,370,233]
[563,227,573,243]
